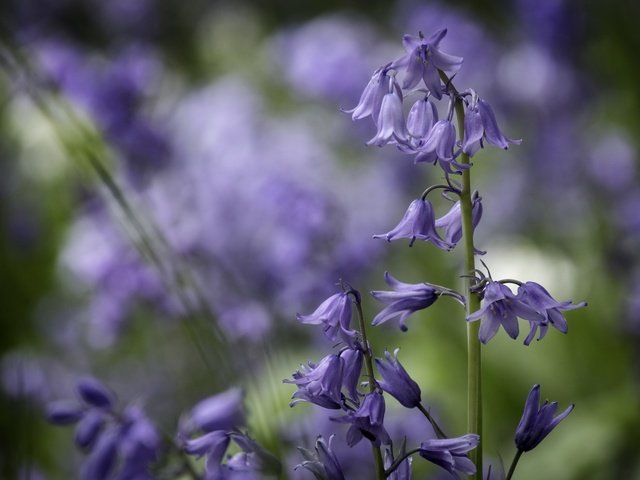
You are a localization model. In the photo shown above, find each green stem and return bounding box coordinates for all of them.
[505,450,524,480]
[383,448,421,477]
[354,298,385,480]
[441,70,483,478]
[417,403,447,439]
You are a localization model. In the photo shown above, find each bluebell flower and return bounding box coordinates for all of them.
[517,281,586,345]
[467,281,545,344]
[331,391,390,447]
[373,199,452,250]
[418,434,479,477]
[80,427,119,480]
[415,119,457,165]
[340,347,363,403]
[371,272,464,331]
[46,401,85,425]
[391,30,463,99]
[285,354,344,409]
[462,93,522,156]
[187,388,246,433]
[74,410,106,449]
[375,349,421,408]
[297,293,357,347]
[407,97,438,139]
[184,431,231,468]
[296,435,346,480]
[76,377,116,410]
[434,191,484,253]
[344,66,391,122]
[367,81,409,147]
[515,384,574,452]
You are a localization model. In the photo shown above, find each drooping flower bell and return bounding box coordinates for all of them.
[517,281,586,345]
[373,199,452,250]
[375,349,421,408]
[418,434,479,477]
[461,91,522,156]
[285,354,344,410]
[371,272,464,331]
[435,191,484,253]
[297,292,358,347]
[344,65,391,123]
[467,281,545,344]
[367,77,409,147]
[514,384,574,452]
[391,29,463,99]
[331,391,390,447]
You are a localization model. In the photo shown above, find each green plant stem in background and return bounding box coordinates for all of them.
[505,449,523,480]
[442,70,483,479]
[354,298,385,480]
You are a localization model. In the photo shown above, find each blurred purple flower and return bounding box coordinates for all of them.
[186,388,245,434]
[374,199,452,250]
[515,384,573,452]
[375,349,421,408]
[371,272,464,331]
[517,282,586,345]
[419,434,479,477]
[467,281,544,344]
[76,377,116,410]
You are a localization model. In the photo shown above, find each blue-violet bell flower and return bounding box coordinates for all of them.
[367,79,409,147]
[297,292,358,348]
[515,384,574,452]
[434,191,484,254]
[373,199,452,250]
[467,281,545,344]
[419,434,479,477]
[76,377,116,410]
[391,29,463,100]
[344,65,391,123]
[186,388,245,434]
[340,347,363,403]
[461,91,522,156]
[296,435,346,480]
[285,354,344,410]
[517,281,587,345]
[331,391,391,447]
[375,349,421,408]
[371,272,464,331]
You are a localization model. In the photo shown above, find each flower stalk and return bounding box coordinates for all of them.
[505,449,523,480]
[353,294,385,480]
[442,70,483,478]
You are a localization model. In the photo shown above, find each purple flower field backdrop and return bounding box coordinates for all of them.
[1,0,640,478]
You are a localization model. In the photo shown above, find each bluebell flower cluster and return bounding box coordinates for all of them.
[339,27,585,480]
[48,378,279,479]
[287,287,480,478]
[347,29,519,173]
[47,377,160,480]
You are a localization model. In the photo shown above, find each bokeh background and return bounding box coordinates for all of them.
[1,0,640,478]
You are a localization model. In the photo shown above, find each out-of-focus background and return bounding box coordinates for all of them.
[1,0,639,478]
